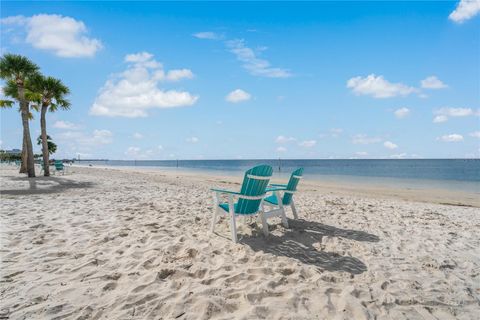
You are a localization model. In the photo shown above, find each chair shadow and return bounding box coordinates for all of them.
[240,218,379,275]
[288,218,380,243]
[1,176,95,196]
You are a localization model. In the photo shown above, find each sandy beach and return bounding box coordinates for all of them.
[1,165,479,319]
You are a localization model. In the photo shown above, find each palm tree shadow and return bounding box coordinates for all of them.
[1,176,95,195]
[240,218,379,275]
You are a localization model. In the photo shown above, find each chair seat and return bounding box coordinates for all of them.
[218,203,257,215]
[263,194,279,205]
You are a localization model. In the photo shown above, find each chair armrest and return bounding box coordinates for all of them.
[269,183,287,187]
[210,188,241,196]
[266,186,286,192]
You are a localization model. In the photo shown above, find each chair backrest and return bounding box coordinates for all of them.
[282,168,303,205]
[54,160,64,170]
[236,165,273,214]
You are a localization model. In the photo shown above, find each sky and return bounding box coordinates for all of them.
[0,1,479,160]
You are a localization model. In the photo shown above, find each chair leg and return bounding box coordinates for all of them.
[275,191,288,228]
[210,207,218,233]
[211,192,220,233]
[230,213,237,243]
[280,208,289,228]
[260,212,269,237]
[228,195,237,243]
[291,200,298,219]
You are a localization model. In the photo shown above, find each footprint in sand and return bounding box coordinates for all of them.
[103,282,117,291]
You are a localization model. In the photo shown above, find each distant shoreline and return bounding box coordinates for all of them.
[72,165,480,207]
[74,158,480,161]
[70,158,480,194]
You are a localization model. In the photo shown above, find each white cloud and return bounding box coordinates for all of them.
[355,151,368,156]
[90,52,198,118]
[433,107,478,123]
[54,129,113,151]
[226,39,291,78]
[469,131,480,138]
[125,146,141,157]
[0,15,28,25]
[193,31,221,40]
[433,115,448,123]
[225,89,251,103]
[299,140,316,148]
[421,76,448,89]
[390,153,408,159]
[276,146,287,152]
[124,52,161,67]
[394,107,410,119]
[166,69,194,81]
[186,136,199,143]
[436,107,476,117]
[133,132,143,139]
[1,14,102,57]
[275,135,296,143]
[437,134,464,142]
[91,129,113,144]
[53,120,80,130]
[449,0,480,23]
[124,145,164,159]
[352,134,382,145]
[384,141,398,149]
[347,74,417,98]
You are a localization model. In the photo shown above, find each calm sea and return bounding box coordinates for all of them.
[76,159,480,193]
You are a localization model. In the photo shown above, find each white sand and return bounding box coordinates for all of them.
[1,165,479,319]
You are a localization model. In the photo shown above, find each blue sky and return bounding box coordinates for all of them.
[1,1,479,159]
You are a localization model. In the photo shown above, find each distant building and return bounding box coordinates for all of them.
[4,149,21,155]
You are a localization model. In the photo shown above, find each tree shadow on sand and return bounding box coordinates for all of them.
[240,218,379,275]
[1,176,95,196]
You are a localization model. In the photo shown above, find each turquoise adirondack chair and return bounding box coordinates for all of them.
[263,168,304,220]
[54,160,65,175]
[211,165,273,242]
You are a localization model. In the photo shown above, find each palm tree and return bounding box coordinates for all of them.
[36,135,57,155]
[0,54,40,177]
[30,75,70,176]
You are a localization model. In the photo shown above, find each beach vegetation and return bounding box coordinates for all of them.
[30,75,70,176]
[0,54,40,177]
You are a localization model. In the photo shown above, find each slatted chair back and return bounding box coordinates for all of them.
[54,160,64,171]
[282,168,303,205]
[236,165,273,214]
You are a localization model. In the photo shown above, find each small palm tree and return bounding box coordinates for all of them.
[36,135,57,155]
[0,54,40,177]
[30,75,70,176]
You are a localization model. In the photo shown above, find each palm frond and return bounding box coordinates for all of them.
[0,53,40,81]
[29,74,71,112]
[0,100,14,108]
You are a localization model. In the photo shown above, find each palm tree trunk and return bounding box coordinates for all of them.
[19,135,27,173]
[17,84,35,178]
[40,105,50,176]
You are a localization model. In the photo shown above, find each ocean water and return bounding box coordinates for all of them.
[77,159,480,193]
